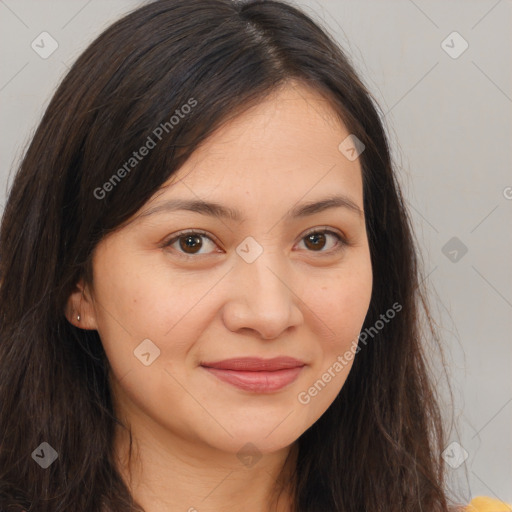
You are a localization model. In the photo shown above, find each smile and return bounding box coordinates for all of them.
[200,357,305,393]
[201,366,304,392]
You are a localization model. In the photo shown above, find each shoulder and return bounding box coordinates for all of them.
[466,496,512,511]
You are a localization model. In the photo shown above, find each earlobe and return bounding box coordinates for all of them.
[64,279,98,330]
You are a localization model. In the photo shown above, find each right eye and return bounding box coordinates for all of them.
[163,230,220,257]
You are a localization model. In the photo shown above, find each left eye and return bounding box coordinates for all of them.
[297,229,345,253]
[163,229,345,257]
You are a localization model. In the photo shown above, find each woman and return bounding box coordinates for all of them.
[0,0,507,510]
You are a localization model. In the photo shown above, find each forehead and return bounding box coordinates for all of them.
[152,82,363,212]
[131,84,364,236]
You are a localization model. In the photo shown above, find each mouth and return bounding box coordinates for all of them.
[200,357,305,393]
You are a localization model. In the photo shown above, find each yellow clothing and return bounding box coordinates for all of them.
[467,496,512,511]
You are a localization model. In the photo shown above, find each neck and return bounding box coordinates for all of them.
[112,413,297,512]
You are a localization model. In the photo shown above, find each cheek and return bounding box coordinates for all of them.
[297,255,372,414]
[306,255,373,346]
[90,263,220,429]
[91,253,222,375]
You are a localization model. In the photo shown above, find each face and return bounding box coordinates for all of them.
[68,82,373,457]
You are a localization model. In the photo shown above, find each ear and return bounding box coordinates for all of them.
[64,278,98,330]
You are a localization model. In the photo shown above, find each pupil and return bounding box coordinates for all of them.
[180,235,202,253]
[306,233,325,250]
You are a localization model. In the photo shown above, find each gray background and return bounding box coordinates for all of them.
[1,0,510,504]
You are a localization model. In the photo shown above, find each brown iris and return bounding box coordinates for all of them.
[304,232,327,251]
[179,234,203,254]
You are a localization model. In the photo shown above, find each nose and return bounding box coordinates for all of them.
[222,251,304,340]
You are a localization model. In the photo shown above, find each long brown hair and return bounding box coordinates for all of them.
[0,0,455,510]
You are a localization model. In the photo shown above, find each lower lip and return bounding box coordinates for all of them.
[201,366,304,393]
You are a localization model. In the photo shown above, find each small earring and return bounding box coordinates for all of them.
[77,314,81,322]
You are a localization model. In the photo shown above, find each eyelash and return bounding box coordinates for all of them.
[162,228,348,258]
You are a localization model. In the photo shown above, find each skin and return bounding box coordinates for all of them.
[66,81,373,512]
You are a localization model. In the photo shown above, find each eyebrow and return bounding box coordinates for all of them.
[139,194,363,222]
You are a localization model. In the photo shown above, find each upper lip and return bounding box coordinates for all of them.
[200,357,305,371]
